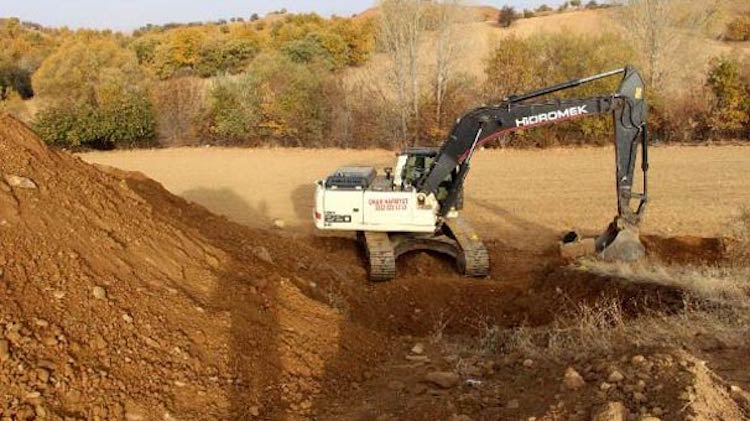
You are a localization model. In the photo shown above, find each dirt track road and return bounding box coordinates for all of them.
[80,145,750,247]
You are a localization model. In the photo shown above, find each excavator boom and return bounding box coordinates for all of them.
[418,66,648,226]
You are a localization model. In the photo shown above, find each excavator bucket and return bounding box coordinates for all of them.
[559,219,645,262]
[596,220,646,262]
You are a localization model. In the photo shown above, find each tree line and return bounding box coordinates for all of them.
[0,0,748,150]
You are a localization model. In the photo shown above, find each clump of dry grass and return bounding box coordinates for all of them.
[579,259,750,305]
[495,295,750,361]
[460,256,750,361]
[736,207,750,238]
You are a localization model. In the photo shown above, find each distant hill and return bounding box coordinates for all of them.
[355,4,500,22]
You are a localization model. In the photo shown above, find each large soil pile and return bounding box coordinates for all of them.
[1,113,748,421]
[0,114,385,419]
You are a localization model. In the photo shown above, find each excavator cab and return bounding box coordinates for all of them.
[398,147,460,205]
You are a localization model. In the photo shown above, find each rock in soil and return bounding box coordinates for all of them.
[592,401,628,421]
[608,370,625,383]
[0,339,9,361]
[92,286,107,300]
[4,174,37,189]
[563,367,586,390]
[424,371,460,389]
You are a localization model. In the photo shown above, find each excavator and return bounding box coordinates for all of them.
[314,66,649,281]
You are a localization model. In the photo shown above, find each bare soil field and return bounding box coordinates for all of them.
[3,113,750,421]
[81,145,750,247]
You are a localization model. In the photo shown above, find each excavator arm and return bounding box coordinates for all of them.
[418,66,649,227]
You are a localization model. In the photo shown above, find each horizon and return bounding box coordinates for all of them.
[0,0,567,32]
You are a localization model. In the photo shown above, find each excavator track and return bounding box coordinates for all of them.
[443,218,490,277]
[360,231,396,282]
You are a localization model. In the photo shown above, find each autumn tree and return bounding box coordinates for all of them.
[426,0,469,132]
[32,35,155,147]
[378,0,424,144]
[614,0,721,94]
[706,57,749,136]
[152,27,207,79]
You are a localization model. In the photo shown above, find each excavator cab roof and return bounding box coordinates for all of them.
[399,146,439,157]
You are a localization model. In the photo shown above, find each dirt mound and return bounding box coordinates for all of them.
[0,114,386,419]
[2,112,748,420]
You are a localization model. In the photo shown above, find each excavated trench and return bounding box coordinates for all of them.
[298,233,730,337]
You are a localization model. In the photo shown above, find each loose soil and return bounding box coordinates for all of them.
[2,114,749,420]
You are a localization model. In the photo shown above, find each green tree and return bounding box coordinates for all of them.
[204,73,263,143]
[196,37,260,77]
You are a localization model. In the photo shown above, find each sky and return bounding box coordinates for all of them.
[0,0,566,31]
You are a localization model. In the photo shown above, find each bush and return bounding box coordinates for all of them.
[32,36,155,148]
[0,91,30,121]
[152,27,207,79]
[498,6,519,28]
[706,57,750,137]
[523,9,536,19]
[724,15,750,42]
[203,73,263,144]
[201,53,343,146]
[34,95,155,148]
[151,77,207,146]
[537,4,553,13]
[0,64,33,99]
[195,37,260,77]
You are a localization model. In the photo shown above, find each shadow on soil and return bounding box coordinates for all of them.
[182,187,271,228]
[128,182,286,418]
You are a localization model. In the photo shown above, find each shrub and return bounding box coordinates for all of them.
[0,91,30,121]
[33,36,147,105]
[498,6,519,28]
[281,33,331,65]
[250,54,340,146]
[537,4,553,13]
[648,91,711,143]
[724,15,750,42]
[706,57,750,137]
[152,27,207,79]
[203,73,263,144]
[202,53,343,147]
[32,36,155,148]
[151,77,207,146]
[523,9,536,19]
[34,95,155,148]
[0,64,33,100]
[195,37,260,77]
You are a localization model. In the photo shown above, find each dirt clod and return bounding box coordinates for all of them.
[0,339,9,361]
[592,401,628,421]
[608,370,625,383]
[92,286,107,300]
[563,367,586,390]
[425,371,460,389]
[3,174,37,189]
